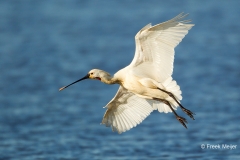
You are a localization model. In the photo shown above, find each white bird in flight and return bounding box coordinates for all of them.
[59,13,195,134]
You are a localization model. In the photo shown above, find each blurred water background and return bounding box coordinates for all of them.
[0,0,240,159]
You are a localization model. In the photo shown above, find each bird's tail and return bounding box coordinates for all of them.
[152,77,182,113]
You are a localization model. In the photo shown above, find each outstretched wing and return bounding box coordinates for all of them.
[129,13,194,82]
[102,86,177,133]
[101,86,154,134]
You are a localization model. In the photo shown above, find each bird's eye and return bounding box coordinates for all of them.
[90,73,93,75]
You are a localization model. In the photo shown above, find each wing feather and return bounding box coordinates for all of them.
[130,13,194,82]
[102,85,182,133]
[102,86,154,133]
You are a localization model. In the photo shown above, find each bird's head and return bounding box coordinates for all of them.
[88,69,110,81]
[59,69,111,91]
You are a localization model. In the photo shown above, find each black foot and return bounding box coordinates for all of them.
[177,116,188,129]
[181,107,195,120]
[153,97,191,129]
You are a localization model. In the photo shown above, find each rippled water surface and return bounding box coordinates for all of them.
[1,0,240,159]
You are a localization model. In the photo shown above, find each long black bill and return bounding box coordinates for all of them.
[59,74,89,91]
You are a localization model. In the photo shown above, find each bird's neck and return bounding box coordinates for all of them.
[101,75,120,85]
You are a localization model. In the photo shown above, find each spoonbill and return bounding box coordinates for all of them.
[59,13,195,134]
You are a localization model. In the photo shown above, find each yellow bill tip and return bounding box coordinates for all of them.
[59,87,65,91]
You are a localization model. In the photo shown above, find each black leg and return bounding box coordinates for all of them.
[157,88,195,120]
[153,98,188,129]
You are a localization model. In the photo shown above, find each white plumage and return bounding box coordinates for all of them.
[59,13,195,134]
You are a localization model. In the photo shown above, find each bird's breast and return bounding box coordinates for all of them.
[121,75,145,95]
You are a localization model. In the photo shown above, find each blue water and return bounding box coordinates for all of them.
[1,0,240,159]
